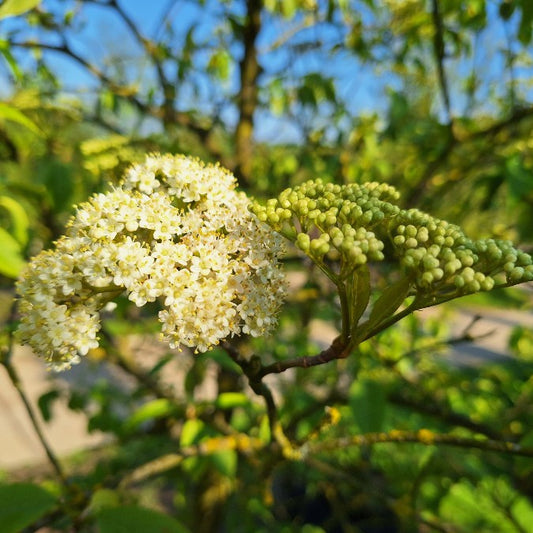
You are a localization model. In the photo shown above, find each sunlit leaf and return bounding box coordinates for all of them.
[0,195,30,246]
[207,50,231,80]
[215,392,250,409]
[124,398,178,432]
[0,40,22,80]
[0,102,41,134]
[0,0,40,19]
[0,227,26,278]
[180,418,205,447]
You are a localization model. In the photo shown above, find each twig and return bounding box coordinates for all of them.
[119,433,264,489]
[309,429,533,458]
[388,393,502,441]
[0,301,67,484]
[259,335,349,377]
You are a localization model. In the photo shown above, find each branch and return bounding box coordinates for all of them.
[119,433,264,488]
[9,39,226,161]
[0,301,67,485]
[234,0,262,185]
[104,0,177,124]
[404,103,533,206]
[259,335,349,377]
[310,429,533,458]
[388,393,502,441]
[430,0,452,124]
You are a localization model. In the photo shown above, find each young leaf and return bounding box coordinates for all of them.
[180,418,205,447]
[0,195,30,246]
[350,265,371,327]
[0,0,40,19]
[0,483,56,533]
[123,398,178,432]
[368,276,411,328]
[0,227,26,278]
[0,103,41,134]
[0,40,23,80]
[215,392,250,410]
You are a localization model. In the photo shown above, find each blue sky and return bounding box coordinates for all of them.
[0,0,528,143]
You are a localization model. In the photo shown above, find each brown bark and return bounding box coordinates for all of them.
[234,0,262,186]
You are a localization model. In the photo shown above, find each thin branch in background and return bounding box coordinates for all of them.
[502,17,517,111]
[310,429,533,458]
[220,340,299,457]
[388,392,502,441]
[152,0,180,41]
[0,302,67,485]
[220,341,277,426]
[430,0,452,125]
[106,0,177,122]
[234,0,262,185]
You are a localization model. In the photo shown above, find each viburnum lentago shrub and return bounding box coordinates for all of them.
[16,154,287,370]
[17,157,533,372]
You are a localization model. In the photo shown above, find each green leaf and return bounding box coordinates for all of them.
[37,389,61,422]
[349,378,387,434]
[0,102,42,134]
[207,49,231,80]
[281,0,297,18]
[0,482,56,533]
[88,488,121,513]
[210,450,238,478]
[205,348,242,374]
[505,154,533,203]
[0,0,40,19]
[96,505,190,533]
[124,398,178,432]
[0,40,23,80]
[215,392,250,410]
[368,276,411,327]
[258,414,271,443]
[0,195,30,246]
[40,161,75,213]
[180,418,205,447]
[518,0,533,44]
[0,227,26,278]
[350,265,371,327]
[499,1,515,20]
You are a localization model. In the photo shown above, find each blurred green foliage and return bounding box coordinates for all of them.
[1,0,533,531]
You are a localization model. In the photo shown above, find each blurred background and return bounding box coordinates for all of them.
[2,1,533,531]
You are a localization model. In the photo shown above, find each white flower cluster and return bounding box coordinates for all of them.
[16,154,286,370]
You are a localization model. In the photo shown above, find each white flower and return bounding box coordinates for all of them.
[16,153,286,369]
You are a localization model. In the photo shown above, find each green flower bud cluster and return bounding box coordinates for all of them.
[251,179,399,273]
[252,179,533,301]
[389,208,533,296]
